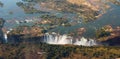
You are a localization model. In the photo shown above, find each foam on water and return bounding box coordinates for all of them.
[43,32,97,46]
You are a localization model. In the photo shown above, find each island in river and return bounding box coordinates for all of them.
[0,0,120,59]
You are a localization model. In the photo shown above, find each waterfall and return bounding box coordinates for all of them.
[43,32,97,46]
[74,38,97,46]
[2,30,97,46]
[4,33,7,43]
[3,31,11,43]
[44,33,73,44]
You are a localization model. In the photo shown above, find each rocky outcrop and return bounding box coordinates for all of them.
[7,26,45,44]
[0,18,5,43]
[39,0,109,22]
[97,25,120,46]
[102,36,120,46]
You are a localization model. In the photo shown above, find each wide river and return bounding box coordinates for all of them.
[0,0,120,38]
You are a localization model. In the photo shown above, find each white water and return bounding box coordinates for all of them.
[3,31,97,46]
[3,30,11,43]
[43,32,97,46]
[4,33,8,43]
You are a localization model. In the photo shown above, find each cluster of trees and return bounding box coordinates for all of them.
[8,14,72,37]
[40,15,71,27]
[20,0,120,22]
[0,42,120,59]
[17,0,104,22]
[95,25,112,42]
[39,0,100,22]
[38,43,120,59]
[16,2,48,14]
[7,25,47,44]
[0,44,25,59]
[96,28,111,38]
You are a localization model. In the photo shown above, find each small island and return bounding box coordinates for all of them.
[0,0,120,59]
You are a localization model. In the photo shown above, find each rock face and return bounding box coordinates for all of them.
[102,36,120,46]
[0,18,5,43]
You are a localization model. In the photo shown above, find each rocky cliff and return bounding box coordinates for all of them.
[0,18,5,43]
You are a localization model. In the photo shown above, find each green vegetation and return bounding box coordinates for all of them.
[39,15,71,27]
[95,25,112,42]
[38,0,101,22]
[16,0,120,22]
[17,0,107,22]
[0,43,120,59]
[1,0,120,59]
[96,28,111,38]
[8,14,73,38]
[9,25,45,37]
[16,2,48,14]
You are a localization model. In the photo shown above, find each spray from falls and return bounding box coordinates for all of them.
[43,32,97,46]
[74,37,97,46]
[4,33,8,43]
[3,30,12,43]
[3,30,97,46]
[44,33,73,44]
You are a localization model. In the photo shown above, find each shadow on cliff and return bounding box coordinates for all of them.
[7,34,44,44]
[102,36,120,46]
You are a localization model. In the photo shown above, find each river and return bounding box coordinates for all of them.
[0,0,120,38]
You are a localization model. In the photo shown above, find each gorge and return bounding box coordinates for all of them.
[0,18,5,43]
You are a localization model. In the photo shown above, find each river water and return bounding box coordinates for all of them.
[0,0,120,38]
